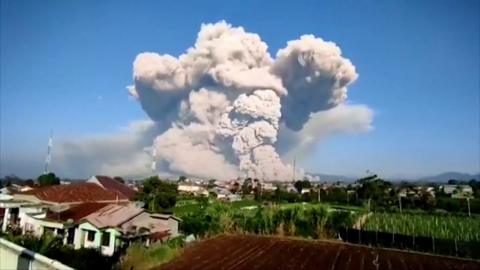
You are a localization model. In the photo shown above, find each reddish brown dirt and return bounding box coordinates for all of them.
[157,235,480,270]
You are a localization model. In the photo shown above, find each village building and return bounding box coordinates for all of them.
[177,183,209,197]
[442,185,473,198]
[0,176,179,256]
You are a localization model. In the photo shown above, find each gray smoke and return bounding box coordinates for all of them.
[129,21,370,181]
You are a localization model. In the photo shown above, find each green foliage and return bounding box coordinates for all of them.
[435,197,480,214]
[242,178,253,195]
[136,176,178,212]
[120,242,180,270]
[167,235,186,248]
[363,213,480,241]
[294,180,311,193]
[37,172,60,186]
[179,203,353,239]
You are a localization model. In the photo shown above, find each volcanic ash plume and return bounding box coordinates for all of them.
[129,21,366,181]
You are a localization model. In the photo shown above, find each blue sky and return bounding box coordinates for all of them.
[1,0,479,179]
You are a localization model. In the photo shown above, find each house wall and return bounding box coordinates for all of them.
[19,207,46,232]
[78,222,100,249]
[167,218,179,236]
[77,222,121,256]
[11,194,42,204]
[21,213,44,236]
[2,208,12,232]
[101,228,121,256]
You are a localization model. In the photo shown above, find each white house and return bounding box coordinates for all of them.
[442,185,473,197]
[178,184,208,196]
[262,183,278,192]
[75,204,180,256]
[301,188,311,194]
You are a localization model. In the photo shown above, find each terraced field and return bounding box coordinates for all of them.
[158,235,479,270]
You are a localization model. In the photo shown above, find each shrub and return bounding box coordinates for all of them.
[120,242,179,270]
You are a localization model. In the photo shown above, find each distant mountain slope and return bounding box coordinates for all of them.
[308,173,356,182]
[419,172,480,182]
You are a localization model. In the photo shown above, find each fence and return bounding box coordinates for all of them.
[339,228,480,259]
[0,237,74,270]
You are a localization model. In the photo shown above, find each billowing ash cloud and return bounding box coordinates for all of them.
[273,35,358,131]
[128,21,372,181]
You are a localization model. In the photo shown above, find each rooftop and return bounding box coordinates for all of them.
[83,203,144,228]
[19,183,129,204]
[93,176,137,200]
[45,202,110,222]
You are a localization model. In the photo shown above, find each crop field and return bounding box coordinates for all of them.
[363,213,480,241]
[157,235,479,270]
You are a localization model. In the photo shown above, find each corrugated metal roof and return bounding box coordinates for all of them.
[83,204,144,228]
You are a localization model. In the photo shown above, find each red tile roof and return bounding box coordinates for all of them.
[20,183,128,203]
[45,203,110,222]
[95,176,137,200]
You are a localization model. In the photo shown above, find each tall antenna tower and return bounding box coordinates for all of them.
[44,130,53,174]
[151,146,157,173]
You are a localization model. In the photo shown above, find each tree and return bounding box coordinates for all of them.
[37,173,60,186]
[419,188,436,210]
[230,182,240,194]
[178,176,187,183]
[448,179,459,185]
[207,179,216,188]
[294,180,311,193]
[136,176,178,212]
[242,178,253,195]
[355,175,392,208]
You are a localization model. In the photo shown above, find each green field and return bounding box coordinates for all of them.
[363,213,480,241]
[171,203,202,215]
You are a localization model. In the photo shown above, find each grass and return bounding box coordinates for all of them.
[229,199,259,208]
[171,203,203,215]
[120,242,180,270]
[171,199,364,216]
[363,212,480,241]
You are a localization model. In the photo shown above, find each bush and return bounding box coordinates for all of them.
[120,242,179,270]
[179,203,351,239]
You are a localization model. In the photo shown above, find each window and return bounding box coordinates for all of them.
[87,231,95,242]
[101,232,110,246]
